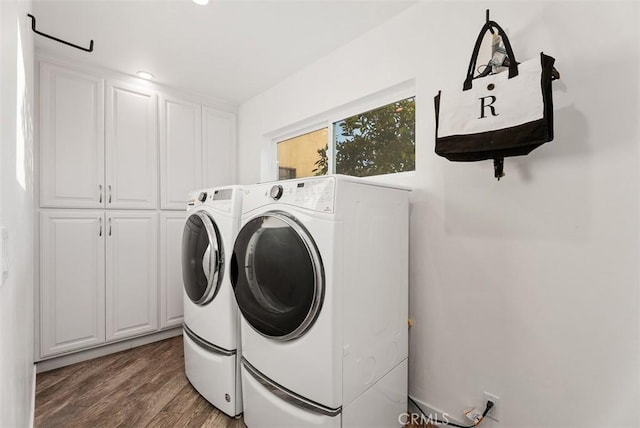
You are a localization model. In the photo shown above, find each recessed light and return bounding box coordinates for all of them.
[193,0,209,5]
[136,71,153,80]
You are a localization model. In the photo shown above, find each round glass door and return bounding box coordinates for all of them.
[182,211,224,305]
[231,211,324,341]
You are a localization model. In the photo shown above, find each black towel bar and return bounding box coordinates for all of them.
[27,13,94,53]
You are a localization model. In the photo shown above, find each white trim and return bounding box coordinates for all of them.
[356,170,416,185]
[328,79,415,129]
[35,327,182,373]
[262,79,416,182]
[29,365,36,428]
[328,123,336,175]
[271,121,328,146]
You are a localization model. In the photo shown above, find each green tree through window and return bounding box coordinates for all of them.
[312,145,329,176]
[322,97,415,177]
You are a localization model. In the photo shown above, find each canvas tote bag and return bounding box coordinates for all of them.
[434,20,557,179]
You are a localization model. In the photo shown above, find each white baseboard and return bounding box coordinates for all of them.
[408,395,466,427]
[35,328,183,373]
[29,364,36,428]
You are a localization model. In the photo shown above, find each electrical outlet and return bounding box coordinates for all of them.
[465,407,483,424]
[483,391,500,422]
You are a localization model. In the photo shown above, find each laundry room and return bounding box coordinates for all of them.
[0,1,638,428]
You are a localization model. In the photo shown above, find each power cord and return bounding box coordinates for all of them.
[408,396,495,428]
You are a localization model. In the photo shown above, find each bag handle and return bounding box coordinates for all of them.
[463,20,519,91]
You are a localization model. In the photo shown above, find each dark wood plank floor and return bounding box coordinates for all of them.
[35,335,437,427]
[35,336,245,428]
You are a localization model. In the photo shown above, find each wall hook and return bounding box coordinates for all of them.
[27,14,94,53]
[486,9,495,34]
[483,9,560,80]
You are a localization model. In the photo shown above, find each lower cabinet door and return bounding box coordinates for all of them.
[106,212,158,341]
[160,212,186,329]
[40,211,106,357]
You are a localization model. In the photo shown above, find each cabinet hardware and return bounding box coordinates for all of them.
[108,218,112,236]
[99,184,102,203]
[99,218,102,237]
[108,185,112,203]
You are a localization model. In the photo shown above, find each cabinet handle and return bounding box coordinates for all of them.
[99,218,102,237]
[108,218,112,236]
[108,185,112,204]
[99,184,102,203]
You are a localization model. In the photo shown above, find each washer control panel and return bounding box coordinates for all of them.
[188,188,237,213]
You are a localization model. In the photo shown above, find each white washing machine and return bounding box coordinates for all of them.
[182,186,243,417]
[231,175,410,427]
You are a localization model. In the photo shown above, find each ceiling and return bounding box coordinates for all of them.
[31,0,415,105]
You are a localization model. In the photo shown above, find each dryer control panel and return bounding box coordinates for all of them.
[245,177,336,213]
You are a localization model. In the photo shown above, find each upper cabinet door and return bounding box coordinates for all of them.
[160,95,202,210]
[105,81,158,209]
[40,63,105,208]
[202,107,236,187]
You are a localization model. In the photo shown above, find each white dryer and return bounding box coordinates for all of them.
[182,186,243,417]
[231,175,410,427]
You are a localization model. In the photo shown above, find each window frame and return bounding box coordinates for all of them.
[266,80,416,182]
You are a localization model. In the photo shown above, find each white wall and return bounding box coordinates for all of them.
[237,2,640,427]
[0,1,35,426]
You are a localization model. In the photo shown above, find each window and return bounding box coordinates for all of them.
[333,97,415,177]
[277,128,328,179]
[274,96,415,179]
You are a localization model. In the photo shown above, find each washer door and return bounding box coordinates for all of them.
[182,211,224,305]
[231,211,324,341]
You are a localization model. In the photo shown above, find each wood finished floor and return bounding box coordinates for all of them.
[35,336,245,428]
[36,335,433,428]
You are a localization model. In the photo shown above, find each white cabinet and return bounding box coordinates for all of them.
[202,106,236,187]
[105,81,158,209]
[37,59,238,360]
[106,212,158,341]
[39,63,105,208]
[40,211,106,357]
[40,210,159,357]
[160,96,237,209]
[160,95,202,210]
[39,63,158,209]
[160,212,186,328]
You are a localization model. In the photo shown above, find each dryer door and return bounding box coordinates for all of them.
[182,211,225,305]
[231,211,324,341]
